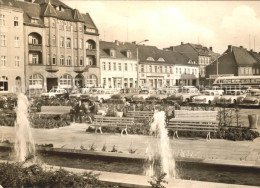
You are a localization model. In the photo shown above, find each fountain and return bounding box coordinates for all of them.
[145,110,175,178]
[14,93,36,162]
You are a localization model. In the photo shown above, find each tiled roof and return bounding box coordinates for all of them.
[100,41,197,66]
[189,43,210,56]
[11,0,98,31]
[232,46,257,66]
[248,51,260,64]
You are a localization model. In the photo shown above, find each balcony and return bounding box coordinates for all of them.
[86,49,96,56]
[74,66,85,73]
[28,44,42,51]
[45,65,59,72]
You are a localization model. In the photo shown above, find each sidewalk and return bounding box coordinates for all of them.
[1,123,260,167]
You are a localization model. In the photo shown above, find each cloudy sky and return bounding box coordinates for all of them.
[64,1,260,53]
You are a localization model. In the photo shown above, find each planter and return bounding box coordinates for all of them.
[248,114,258,129]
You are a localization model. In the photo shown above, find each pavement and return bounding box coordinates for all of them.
[1,123,260,167]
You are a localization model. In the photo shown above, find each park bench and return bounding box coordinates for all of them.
[92,115,134,135]
[126,111,154,120]
[167,110,219,140]
[35,106,72,120]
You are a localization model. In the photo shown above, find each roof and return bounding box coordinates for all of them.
[100,41,198,66]
[231,46,257,66]
[0,0,20,9]
[4,0,98,32]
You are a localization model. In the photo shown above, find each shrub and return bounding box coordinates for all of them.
[0,162,116,188]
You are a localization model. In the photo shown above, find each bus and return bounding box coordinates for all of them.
[213,76,260,90]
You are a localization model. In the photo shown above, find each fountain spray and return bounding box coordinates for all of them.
[145,111,175,178]
[14,93,36,162]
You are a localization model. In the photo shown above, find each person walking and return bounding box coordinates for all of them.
[75,100,86,123]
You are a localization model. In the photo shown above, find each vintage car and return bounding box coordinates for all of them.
[239,90,260,107]
[41,88,69,99]
[68,89,82,99]
[191,90,221,105]
[89,88,119,103]
[165,87,200,103]
[216,90,246,105]
[132,89,151,102]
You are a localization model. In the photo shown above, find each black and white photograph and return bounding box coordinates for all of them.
[0,0,260,187]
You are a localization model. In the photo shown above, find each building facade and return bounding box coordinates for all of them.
[100,41,138,88]
[165,42,219,86]
[138,45,199,88]
[205,45,260,85]
[14,0,100,96]
[0,1,25,93]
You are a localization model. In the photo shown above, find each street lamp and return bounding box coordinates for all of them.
[136,39,149,88]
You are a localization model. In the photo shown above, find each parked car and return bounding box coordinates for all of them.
[41,88,69,99]
[90,88,119,103]
[132,89,151,102]
[166,87,200,103]
[69,89,82,99]
[216,90,246,105]
[239,90,260,107]
[191,90,221,105]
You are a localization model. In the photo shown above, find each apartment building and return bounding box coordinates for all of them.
[99,41,138,88]
[0,0,24,93]
[14,0,100,96]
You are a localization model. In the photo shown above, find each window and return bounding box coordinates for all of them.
[86,74,97,86]
[165,66,167,73]
[31,19,38,24]
[52,19,56,27]
[80,57,83,66]
[52,54,56,65]
[110,49,115,57]
[14,36,19,47]
[1,56,6,67]
[113,62,116,71]
[79,39,83,49]
[73,23,77,32]
[118,63,121,71]
[253,68,256,75]
[1,35,6,46]
[130,63,133,71]
[60,56,64,66]
[147,57,154,61]
[0,14,5,26]
[188,69,190,74]
[192,69,194,75]
[15,56,19,67]
[158,57,165,62]
[60,74,72,86]
[108,62,111,70]
[102,62,106,70]
[124,63,127,71]
[257,69,260,75]
[184,68,187,74]
[60,36,64,47]
[86,40,96,49]
[66,38,71,48]
[52,35,56,46]
[29,53,39,64]
[160,66,162,73]
[176,68,178,74]
[0,76,8,91]
[155,66,157,73]
[86,56,95,66]
[126,51,131,58]
[66,56,71,66]
[149,65,152,72]
[135,64,137,71]
[245,68,249,75]
[240,67,244,75]
[141,65,144,72]
[14,17,18,27]
[170,67,173,73]
[66,22,71,31]
[29,74,43,87]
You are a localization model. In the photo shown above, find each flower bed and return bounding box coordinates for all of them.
[0,162,117,188]
[30,116,70,129]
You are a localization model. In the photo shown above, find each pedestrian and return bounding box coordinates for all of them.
[75,100,86,123]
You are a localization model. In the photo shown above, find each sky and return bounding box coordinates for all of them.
[64,1,260,54]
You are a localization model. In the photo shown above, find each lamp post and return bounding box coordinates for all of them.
[136,39,149,88]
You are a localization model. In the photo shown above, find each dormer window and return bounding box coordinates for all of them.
[158,57,165,62]
[126,51,131,58]
[146,57,155,61]
[110,49,115,57]
[31,18,38,24]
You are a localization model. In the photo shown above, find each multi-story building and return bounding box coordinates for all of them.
[206,45,260,85]
[138,44,200,88]
[0,0,24,93]
[165,42,219,86]
[99,41,138,88]
[14,0,100,96]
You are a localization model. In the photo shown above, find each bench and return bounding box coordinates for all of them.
[92,115,134,135]
[167,110,219,140]
[36,106,72,115]
[126,111,154,120]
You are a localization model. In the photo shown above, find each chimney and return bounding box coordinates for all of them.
[228,45,232,53]
[115,40,119,45]
[240,46,243,48]
[132,41,136,45]
[209,47,212,51]
[181,42,184,45]
[250,49,253,52]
